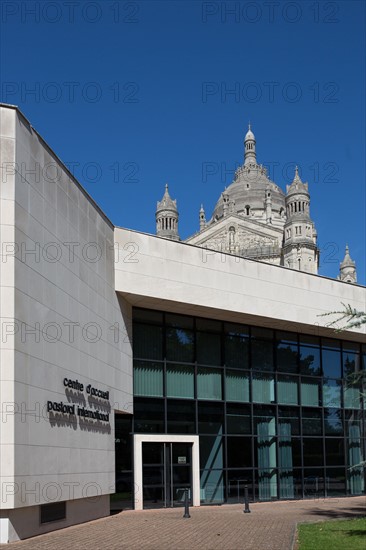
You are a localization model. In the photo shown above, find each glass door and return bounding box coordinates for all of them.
[142,442,192,509]
[142,443,165,507]
[171,443,192,507]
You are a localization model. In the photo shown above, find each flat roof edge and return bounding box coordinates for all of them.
[0,103,114,229]
[114,226,366,289]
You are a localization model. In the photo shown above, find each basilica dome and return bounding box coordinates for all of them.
[210,126,285,224]
[211,165,285,221]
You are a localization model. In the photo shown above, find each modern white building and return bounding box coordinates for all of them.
[0,104,365,543]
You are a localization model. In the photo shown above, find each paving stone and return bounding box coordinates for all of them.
[1,496,365,550]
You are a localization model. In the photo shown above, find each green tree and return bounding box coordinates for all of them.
[319,303,366,330]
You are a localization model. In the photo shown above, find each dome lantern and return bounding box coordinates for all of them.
[244,123,257,165]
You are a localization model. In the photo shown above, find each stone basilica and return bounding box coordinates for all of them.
[155,125,357,283]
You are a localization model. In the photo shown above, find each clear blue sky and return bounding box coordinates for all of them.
[1,0,365,283]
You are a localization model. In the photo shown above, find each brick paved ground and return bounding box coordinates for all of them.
[1,496,365,550]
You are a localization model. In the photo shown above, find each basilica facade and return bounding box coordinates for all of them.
[156,126,357,282]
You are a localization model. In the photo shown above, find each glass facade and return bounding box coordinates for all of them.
[116,308,366,506]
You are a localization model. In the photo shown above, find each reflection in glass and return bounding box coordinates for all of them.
[252,339,274,371]
[299,345,321,375]
[344,383,361,409]
[166,327,194,363]
[347,424,364,495]
[200,469,224,503]
[200,435,224,503]
[322,349,341,378]
[324,408,343,435]
[276,332,298,373]
[302,409,322,435]
[345,410,363,435]
[343,351,360,378]
[323,379,341,408]
[200,435,224,470]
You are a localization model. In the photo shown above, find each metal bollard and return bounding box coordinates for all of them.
[243,485,251,513]
[183,488,191,518]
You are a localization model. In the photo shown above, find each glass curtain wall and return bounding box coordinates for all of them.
[130,308,365,504]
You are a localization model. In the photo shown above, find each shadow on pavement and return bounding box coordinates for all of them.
[306,505,366,519]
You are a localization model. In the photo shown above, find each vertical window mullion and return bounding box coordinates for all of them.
[321,404,326,498]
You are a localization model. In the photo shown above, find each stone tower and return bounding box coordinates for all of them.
[156,184,180,241]
[283,167,319,273]
[339,245,357,283]
[199,204,206,231]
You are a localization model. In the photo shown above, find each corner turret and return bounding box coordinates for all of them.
[283,167,319,273]
[339,245,357,283]
[156,184,180,241]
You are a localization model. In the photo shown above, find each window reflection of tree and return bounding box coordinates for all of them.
[166,327,194,363]
[324,408,343,435]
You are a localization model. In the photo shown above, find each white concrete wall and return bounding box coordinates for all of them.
[1,495,109,543]
[0,106,133,517]
[0,106,17,513]
[114,228,365,342]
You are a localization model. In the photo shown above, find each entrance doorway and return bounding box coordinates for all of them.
[142,442,192,508]
[133,434,200,510]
